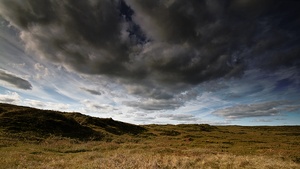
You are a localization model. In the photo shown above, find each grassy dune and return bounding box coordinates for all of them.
[1,103,299,168]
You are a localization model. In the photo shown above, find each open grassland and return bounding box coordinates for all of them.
[1,103,300,168]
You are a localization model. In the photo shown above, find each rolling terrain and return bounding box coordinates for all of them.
[1,103,299,168]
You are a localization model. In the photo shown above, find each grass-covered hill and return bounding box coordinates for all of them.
[0,103,145,141]
[1,103,300,168]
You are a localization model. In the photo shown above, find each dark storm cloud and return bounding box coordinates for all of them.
[158,113,196,122]
[80,87,101,95]
[0,70,32,90]
[252,119,272,123]
[1,0,300,105]
[212,101,300,119]
[124,99,182,110]
[126,0,300,73]
[0,0,129,76]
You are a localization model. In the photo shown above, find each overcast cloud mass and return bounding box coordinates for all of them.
[0,0,299,125]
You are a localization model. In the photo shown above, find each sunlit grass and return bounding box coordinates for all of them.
[1,139,299,169]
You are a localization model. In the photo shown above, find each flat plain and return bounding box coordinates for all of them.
[1,103,299,169]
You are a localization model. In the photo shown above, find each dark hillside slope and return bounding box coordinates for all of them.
[66,113,146,135]
[0,103,145,141]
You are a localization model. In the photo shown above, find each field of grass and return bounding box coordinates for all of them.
[1,103,300,168]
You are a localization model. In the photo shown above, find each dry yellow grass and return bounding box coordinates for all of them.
[1,104,300,169]
[1,139,299,169]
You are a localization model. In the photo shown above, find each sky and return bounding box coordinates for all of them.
[0,0,300,125]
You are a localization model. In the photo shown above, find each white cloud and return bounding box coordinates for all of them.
[0,91,21,104]
[25,99,70,111]
[34,63,49,79]
[81,99,118,113]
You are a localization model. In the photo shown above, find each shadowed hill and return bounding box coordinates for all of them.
[66,113,146,135]
[0,103,146,141]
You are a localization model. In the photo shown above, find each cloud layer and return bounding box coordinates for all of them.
[1,1,299,98]
[212,100,300,120]
[0,0,300,124]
